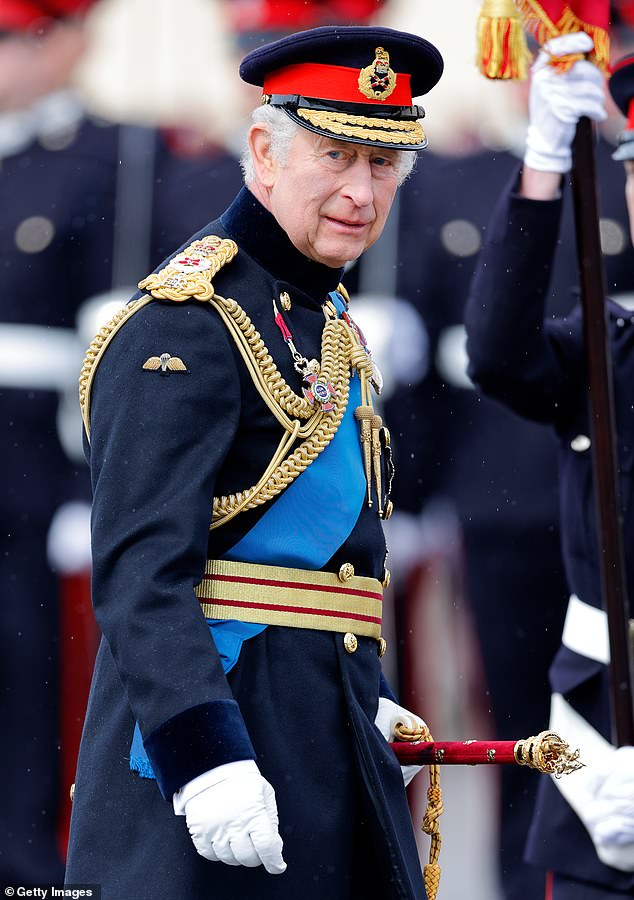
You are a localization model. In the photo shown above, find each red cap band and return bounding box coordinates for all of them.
[263,62,413,106]
[627,97,634,131]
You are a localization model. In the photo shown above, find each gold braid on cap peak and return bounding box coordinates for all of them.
[296,108,425,146]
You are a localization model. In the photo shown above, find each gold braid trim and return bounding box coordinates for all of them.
[296,108,425,146]
[210,308,365,528]
[209,296,319,426]
[79,296,153,438]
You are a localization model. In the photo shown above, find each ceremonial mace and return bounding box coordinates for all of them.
[390,728,583,775]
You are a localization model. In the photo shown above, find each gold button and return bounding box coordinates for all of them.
[383,500,393,520]
[343,633,358,654]
[382,567,391,589]
[280,290,291,311]
[70,783,75,802]
[378,637,387,658]
[338,562,355,582]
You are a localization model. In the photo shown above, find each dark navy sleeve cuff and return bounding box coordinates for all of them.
[143,699,257,799]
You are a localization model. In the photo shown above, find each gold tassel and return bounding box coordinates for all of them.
[476,0,531,80]
[354,406,374,507]
[371,414,383,516]
[424,860,442,900]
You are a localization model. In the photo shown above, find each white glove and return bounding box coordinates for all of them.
[584,746,634,872]
[174,759,287,874]
[524,32,607,173]
[375,696,425,787]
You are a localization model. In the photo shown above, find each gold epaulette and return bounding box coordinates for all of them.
[78,235,238,438]
[138,235,238,302]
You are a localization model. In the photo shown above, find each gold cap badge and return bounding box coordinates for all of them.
[358,47,397,101]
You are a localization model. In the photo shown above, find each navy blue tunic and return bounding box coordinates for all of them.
[65,187,426,899]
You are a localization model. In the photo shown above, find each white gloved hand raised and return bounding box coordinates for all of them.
[173,759,287,874]
[524,32,607,173]
[584,746,634,872]
[375,696,426,787]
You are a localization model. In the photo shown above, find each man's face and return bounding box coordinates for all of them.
[264,128,402,268]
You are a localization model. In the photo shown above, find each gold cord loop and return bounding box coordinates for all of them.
[393,720,443,900]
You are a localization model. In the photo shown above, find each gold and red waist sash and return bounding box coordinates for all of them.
[195,559,383,640]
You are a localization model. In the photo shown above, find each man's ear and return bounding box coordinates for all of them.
[248,123,276,188]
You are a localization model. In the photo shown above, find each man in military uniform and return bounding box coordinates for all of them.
[466,32,634,899]
[65,24,444,900]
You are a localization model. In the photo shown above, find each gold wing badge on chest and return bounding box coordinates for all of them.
[142,352,188,375]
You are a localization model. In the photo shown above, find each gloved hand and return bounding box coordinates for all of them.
[584,746,634,872]
[524,32,607,173]
[375,696,425,787]
[173,759,287,874]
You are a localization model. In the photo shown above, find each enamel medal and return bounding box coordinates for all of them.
[302,372,337,411]
[272,297,337,412]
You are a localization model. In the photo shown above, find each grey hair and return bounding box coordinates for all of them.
[240,105,300,184]
[240,103,418,187]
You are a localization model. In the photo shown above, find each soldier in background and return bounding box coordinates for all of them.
[465,31,634,899]
[383,23,634,900]
[0,4,108,884]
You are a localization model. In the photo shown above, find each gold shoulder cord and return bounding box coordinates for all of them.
[79,296,153,437]
[78,236,378,530]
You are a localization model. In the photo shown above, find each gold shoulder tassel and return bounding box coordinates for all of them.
[350,340,382,512]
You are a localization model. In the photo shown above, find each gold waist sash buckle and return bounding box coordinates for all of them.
[195,559,383,639]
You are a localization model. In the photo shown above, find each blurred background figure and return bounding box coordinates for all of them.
[0,2,106,884]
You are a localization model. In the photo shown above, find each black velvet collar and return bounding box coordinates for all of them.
[220,186,344,304]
